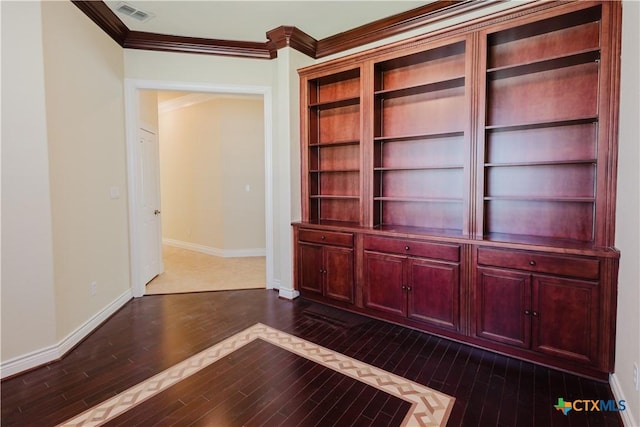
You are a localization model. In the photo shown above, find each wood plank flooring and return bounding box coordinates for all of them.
[1,290,623,427]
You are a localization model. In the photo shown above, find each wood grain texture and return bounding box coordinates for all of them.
[2,290,622,426]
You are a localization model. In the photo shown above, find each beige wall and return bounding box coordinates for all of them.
[220,98,266,250]
[614,2,640,424]
[41,1,129,341]
[0,3,637,414]
[159,96,265,252]
[124,48,291,288]
[138,89,159,131]
[1,1,57,361]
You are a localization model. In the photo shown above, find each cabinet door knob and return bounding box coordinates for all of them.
[407,286,412,291]
[532,311,539,317]
[405,246,410,251]
[524,309,531,315]
[529,260,536,266]
[401,285,407,290]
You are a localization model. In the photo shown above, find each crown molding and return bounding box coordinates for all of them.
[72,0,502,60]
[124,31,275,59]
[71,0,129,46]
[315,0,503,58]
[72,0,274,59]
[266,26,317,58]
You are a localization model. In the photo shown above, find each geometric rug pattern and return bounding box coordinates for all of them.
[57,323,454,427]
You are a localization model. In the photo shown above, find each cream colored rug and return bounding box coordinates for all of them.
[145,245,266,294]
[57,323,454,427]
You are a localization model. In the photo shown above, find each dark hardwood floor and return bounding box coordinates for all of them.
[1,289,622,426]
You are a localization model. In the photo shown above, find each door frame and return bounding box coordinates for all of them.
[125,79,274,297]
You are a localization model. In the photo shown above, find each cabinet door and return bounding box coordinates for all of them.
[532,275,598,364]
[363,251,405,317]
[298,243,323,295]
[407,258,459,330]
[476,267,531,348]
[324,246,354,303]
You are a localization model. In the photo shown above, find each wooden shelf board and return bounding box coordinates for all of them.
[375,197,463,203]
[486,116,598,132]
[484,196,595,203]
[310,139,360,147]
[309,96,360,109]
[374,131,464,142]
[484,159,597,167]
[374,76,465,99]
[487,49,600,80]
[375,165,463,171]
[310,195,360,200]
[483,232,597,250]
[374,224,464,238]
[310,169,360,173]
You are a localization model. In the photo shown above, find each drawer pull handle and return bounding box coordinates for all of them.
[529,260,536,266]
[405,246,410,251]
[321,235,326,240]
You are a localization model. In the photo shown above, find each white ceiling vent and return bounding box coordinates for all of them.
[115,2,154,22]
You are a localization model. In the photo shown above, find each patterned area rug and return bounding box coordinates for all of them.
[57,323,454,427]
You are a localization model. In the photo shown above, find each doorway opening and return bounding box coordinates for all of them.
[125,80,274,298]
[149,90,266,294]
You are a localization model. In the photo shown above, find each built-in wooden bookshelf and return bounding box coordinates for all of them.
[304,67,362,226]
[295,1,621,381]
[479,4,604,245]
[373,39,469,235]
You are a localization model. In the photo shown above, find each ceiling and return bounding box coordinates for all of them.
[104,1,429,43]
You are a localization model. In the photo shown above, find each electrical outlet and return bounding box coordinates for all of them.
[634,363,639,391]
[90,281,97,296]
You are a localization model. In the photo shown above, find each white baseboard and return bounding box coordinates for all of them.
[609,373,639,427]
[0,289,132,379]
[163,238,266,258]
[278,288,300,300]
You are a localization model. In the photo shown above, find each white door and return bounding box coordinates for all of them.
[138,128,162,285]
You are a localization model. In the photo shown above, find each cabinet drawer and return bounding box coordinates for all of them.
[477,248,599,280]
[298,229,353,247]
[364,236,459,262]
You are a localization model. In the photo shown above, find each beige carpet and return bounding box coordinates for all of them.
[145,245,266,294]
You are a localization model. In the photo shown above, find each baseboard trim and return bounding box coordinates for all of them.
[163,238,266,258]
[609,373,638,427]
[278,288,300,300]
[0,289,132,379]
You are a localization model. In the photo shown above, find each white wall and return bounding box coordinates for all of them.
[41,1,129,341]
[1,1,57,362]
[613,2,640,425]
[158,96,265,254]
[0,5,637,411]
[124,49,294,291]
[220,98,266,251]
[138,89,159,131]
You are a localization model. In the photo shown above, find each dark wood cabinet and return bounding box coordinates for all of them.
[406,257,459,329]
[363,251,405,316]
[294,1,620,380]
[476,267,531,348]
[363,236,460,331]
[476,264,599,365]
[532,275,599,364]
[297,229,354,304]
